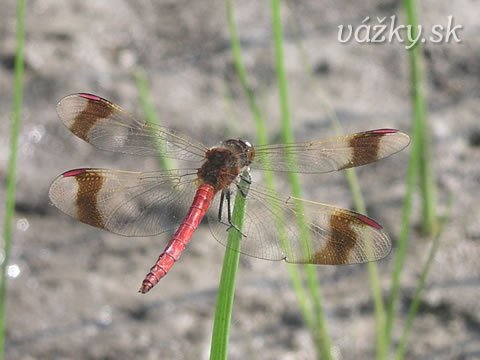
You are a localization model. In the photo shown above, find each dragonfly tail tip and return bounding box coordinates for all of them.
[139,281,153,294]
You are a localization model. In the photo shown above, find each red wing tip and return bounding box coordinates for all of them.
[78,93,102,101]
[369,129,399,134]
[62,169,86,177]
[356,214,383,230]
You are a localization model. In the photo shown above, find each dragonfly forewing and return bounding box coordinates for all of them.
[251,129,410,174]
[56,93,209,161]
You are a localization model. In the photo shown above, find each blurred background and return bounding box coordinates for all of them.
[1,0,479,359]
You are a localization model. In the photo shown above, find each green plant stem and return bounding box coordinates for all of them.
[135,69,175,171]
[383,0,437,356]
[271,1,332,358]
[383,113,421,358]
[209,172,249,360]
[339,168,386,359]
[0,0,25,358]
[395,197,451,360]
[286,16,387,356]
[344,169,387,360]
[403,0,436,235]
[225,0,315,336]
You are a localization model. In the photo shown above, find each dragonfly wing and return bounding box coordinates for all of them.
[251,129,410,174]
[207,182,391,264]
[49,168,198,237]
[56,93,208,161]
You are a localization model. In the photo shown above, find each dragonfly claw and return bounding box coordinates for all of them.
[226,223,247,237]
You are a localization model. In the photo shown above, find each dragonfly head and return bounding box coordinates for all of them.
[221,139,256,167]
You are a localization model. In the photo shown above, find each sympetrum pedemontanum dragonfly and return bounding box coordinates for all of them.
[49,93,410,293]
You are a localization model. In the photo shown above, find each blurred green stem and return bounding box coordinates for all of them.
[395,197,451,360]
[135,69,175,171]
[0,0,25,358]
[271,1,332,358]
[403,0,436,235]
[383,0,437,356]
[383,96,421,359]
[226,0,317,337]
[286,5,387,357]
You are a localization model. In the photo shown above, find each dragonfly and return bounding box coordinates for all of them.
[49,93,410,294]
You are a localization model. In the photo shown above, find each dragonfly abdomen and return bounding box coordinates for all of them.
[139,183,215,293]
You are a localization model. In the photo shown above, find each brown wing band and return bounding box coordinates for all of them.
[70,95,114,141]
[69,170,106,229]
[310,211,358,264]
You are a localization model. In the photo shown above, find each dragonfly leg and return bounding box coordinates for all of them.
[217,189,246,237]
[239,172,252,184]
[218,190,225,223]
[236,172,251,198]
[217,189,230,227]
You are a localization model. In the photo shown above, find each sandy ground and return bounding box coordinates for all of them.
[1,0,479,359]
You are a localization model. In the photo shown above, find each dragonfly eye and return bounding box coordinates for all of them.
[221,139,255,166]
[240,140,255,165]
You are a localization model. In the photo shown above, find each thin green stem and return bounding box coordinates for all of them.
[403,0,436,235]
[135,69,175,171]
[0,0,25,358]
[209,172,249,360]
[286,5,391,357]
[225,0,315,335]
[383,112,421,358]
[271,1,332,358]
[383,0,437,355]
[344,169,387,360]
[395,197,451,360]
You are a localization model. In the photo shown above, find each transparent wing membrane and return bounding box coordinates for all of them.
[49,168,199,236]
[207,182,391,264]
[251,129,410,173]
[51,93,407,269]
[56,93,208,161]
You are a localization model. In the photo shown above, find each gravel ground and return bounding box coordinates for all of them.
[1,1,479,359]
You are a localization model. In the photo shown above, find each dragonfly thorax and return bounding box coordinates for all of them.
[197,139,255,192]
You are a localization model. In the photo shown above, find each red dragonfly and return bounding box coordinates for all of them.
[49,93,410,294]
